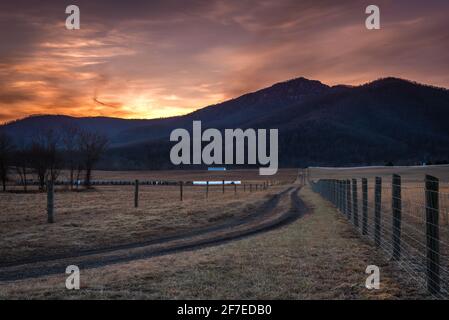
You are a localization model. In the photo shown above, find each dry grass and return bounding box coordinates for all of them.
[0,168,298,265]
[310,165,449,296]
[0,186,427,299]
[0,181,291,264]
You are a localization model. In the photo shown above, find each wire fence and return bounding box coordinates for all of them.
[0,178,282,226]
[310,173,449,298]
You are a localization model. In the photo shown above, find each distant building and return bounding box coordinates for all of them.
[208,167,226,171]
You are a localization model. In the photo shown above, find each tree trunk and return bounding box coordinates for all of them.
[1,168,6,192]
[70,167,74,191]
[23,170,27,192]
[85,167,92,188]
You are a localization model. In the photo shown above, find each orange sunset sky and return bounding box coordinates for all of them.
[0,0,448,123]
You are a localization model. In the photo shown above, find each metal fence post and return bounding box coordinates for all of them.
[222,180,225,193]
[47,180,54,223]
[374,177,382,247]
[362,178,368,235]
[352,179,359,227]
[206,181,209,199]
[425,175,440,294]
[134,179,139,208]
[392,174,402,260]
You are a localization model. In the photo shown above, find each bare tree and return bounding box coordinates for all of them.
[78,131,108,187]
[29,129,62,190]
[14,141,31,192]
[61,125,81,190]
[0,131,14,192]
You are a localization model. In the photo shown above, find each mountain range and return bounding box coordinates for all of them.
[2,77,449,169]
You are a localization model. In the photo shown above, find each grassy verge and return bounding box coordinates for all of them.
[0,186,428,299]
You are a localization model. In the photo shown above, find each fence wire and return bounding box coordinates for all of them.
[310,174,449,299]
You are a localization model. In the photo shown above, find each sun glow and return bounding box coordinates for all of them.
[115,95,191,119]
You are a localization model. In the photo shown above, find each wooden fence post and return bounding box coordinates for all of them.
[47,180,54,223]
[352,179,359,227]
[134,179,139,208]
[333,180,337,205]
[392,174,402,260]
[336,180,341,211]
[374,177,382,247]
[339,180,343,213]
[362,178,368,235]
[180,181,183,201]
[346,179,352,220]
[425,175,440,294]
[340,180,344,213]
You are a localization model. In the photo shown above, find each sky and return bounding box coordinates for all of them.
[0,0,448,123]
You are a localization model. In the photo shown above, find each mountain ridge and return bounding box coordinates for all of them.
[2,76,449,168]
[4,76,447,125]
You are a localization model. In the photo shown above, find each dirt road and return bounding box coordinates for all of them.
[0,185,307,282]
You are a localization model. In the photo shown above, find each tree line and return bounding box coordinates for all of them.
[0,125,108,192]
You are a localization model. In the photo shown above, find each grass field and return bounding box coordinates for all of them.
[0,185,427,299]
[0,169,297,265]
[0,166,445,299]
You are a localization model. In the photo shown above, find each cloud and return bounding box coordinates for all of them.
[0,0,448,123]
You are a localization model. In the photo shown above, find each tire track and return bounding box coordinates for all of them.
[0,186,307,282]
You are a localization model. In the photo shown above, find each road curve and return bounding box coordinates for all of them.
[0,185,308,282]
